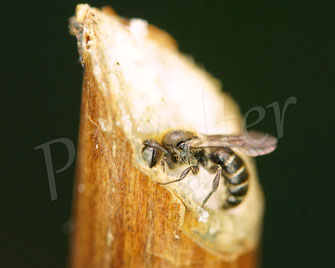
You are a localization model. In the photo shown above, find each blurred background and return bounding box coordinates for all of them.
[2,1,334,267]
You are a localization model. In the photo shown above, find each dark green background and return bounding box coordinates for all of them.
[2,1,334,267]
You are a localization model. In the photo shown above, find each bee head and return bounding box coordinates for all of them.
[162,130,194,150]
[142,139,165,168]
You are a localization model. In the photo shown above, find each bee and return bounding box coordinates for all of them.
[142,129,277,209]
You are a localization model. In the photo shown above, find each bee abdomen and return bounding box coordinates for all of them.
[223,166,248,185]
[227,182,248,196]
[223,196,243,209]
[210,149,249,209]
[222,154,249,209]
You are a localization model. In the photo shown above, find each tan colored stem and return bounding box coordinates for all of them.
[69,4,262,267]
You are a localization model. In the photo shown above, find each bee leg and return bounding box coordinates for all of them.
[160,165,199,185]
[201,165,222,208]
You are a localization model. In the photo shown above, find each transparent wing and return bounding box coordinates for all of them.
[187,131,277,156]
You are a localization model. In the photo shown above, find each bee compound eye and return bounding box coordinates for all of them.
[142,147,154,167]
[177,142,187,150]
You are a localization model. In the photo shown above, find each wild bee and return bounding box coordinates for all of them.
[142,130,277,209]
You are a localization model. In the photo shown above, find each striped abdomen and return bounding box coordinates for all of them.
[210,148,249,209]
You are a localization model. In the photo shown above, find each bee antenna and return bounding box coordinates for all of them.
[143,140,168,154]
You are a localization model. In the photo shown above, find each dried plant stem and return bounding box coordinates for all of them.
[69,58,258,268]
[69,4,261,267]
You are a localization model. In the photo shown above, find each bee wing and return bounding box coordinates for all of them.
[187,131,277,157]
